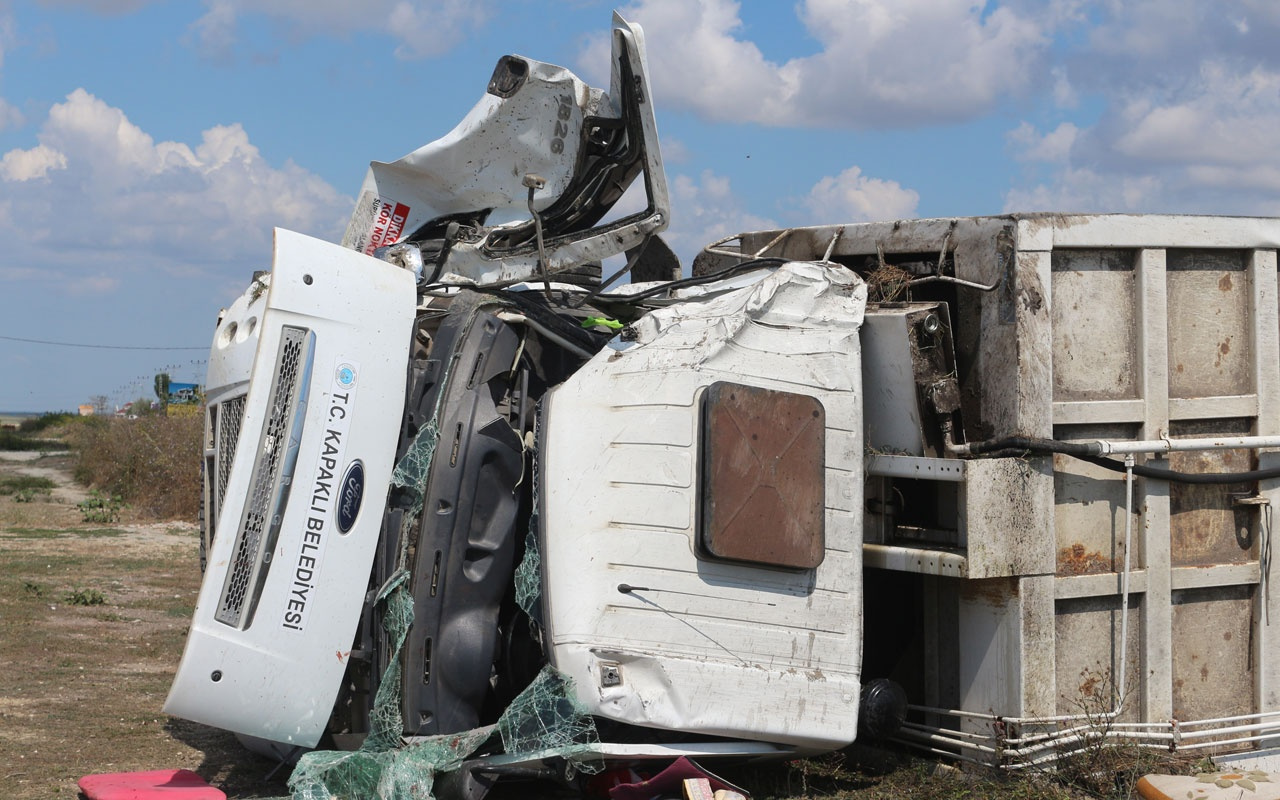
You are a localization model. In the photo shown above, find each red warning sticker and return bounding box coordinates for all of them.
[343,191,411,255]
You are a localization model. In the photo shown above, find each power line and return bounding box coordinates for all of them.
[0,334,206,351]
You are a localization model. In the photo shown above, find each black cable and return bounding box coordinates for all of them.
[965,435,1280,484]
[963,435,1103,458]
[471,285,605,352]
[1075,453,1280,485]
[593,257,790,303]
[0,334,206,351]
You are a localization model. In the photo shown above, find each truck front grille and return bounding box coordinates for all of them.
[215,326,315,629]
[202,395,248,563]
[215,395,246,513]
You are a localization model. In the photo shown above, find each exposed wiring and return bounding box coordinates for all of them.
[593,257,790,303]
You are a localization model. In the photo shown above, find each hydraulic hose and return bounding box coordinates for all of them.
[955,433,1280,485]
[1075,453,1280,485]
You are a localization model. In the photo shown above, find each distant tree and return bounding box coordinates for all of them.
[119,397,155,417]
[154,373,170,409]
[90,395,109,415]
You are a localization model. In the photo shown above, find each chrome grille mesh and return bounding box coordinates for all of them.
[216,326,313,629]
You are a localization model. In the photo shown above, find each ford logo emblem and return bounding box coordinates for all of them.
[337,460,365,534]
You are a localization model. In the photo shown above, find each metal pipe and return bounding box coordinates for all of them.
[1174,720,1280,740]
[700,228,795,261]
[895,727,1001,755]
[751,229,792,258]
[906,274,1001,292]
[949,432,1280,457]
[899,722,994,743]
[700,233,745,259]
[821,227,844,263]
[1177,710,1280,727]
[1177,733,1278,752]
[894,740,996,768]
[905,703,1007,722]
[1117,453,1134,712]
[1097,434,1280,456]
[494,311,595,360]
[903,711,1280,767]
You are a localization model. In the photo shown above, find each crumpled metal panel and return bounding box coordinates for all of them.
[700,381,825,570]
[540,260,866,751]
[341,15,669,287]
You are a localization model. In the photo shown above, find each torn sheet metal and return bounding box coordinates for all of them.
[342,14,669,287]
[624,261,866,391]
[539,261,867,751]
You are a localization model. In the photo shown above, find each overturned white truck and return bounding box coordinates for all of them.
[166,13,1280,796]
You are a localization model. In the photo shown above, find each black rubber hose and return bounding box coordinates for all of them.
[962,436,1104,458]
[594,257,790,303]
[1075,453,1280,485]
[965,436,1280,484]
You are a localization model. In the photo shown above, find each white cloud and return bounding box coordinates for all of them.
[190,0,489,60]
[805,165,918,223]
[1112,62,1280,166]
[1007,59,1280,214]
[589,0,1052,128]
[1050,66,1077,108]
[1004,167,1164,214]
[658,165,916,269]
[0,144,67,181]
[1008,121,1078,163]
[662,169,776,264]
[659,136,692,166]
[0,89,349,287]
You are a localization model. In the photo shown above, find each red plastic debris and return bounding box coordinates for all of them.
[77,769,225,800]
[607,757,750,800]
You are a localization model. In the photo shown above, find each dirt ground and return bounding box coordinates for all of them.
[0,451,289,799]
[0,450,1109,800]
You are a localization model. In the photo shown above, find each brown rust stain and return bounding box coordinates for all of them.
[1169,444,1256,566]
[1215,336,1232,367]
[1219,273,1233,291]
[1079,673,1102,698]
[1057,543,1112,575]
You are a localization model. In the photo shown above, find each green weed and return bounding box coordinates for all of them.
[77,490,124,523]
[65,588,107,606]
[0,475,56,495]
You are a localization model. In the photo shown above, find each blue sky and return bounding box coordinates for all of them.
[2,0,1279,412]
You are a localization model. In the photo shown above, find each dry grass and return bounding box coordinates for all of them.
[63,413,202,521]
[0,412,1188,799]
[0,453,287,799]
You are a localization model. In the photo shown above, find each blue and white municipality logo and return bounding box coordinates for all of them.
[335,363,357,389]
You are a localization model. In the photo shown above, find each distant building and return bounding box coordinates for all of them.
[78,404,95,416]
